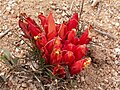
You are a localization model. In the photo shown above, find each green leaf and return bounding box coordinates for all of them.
[0,55,12,68]
[3,49,11,60]
[12,57,19,65]
[45,68,53,77]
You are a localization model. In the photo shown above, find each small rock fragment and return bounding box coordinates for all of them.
[49,1,53,5]
[56,9,62,14]
[91,0,100,7]
[22,83,27,88]
[114,47,120,55]
[51,5,56,10]
[81,76,85,82]
[0,29,10,38]
[6,6,11,11]
[62,11,66,17]
[39,0,43,2]
[62,6,67,11]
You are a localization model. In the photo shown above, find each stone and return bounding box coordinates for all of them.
[62,6,67,11]
[6,6,11,11]
[51,5,56,10]
[98,86,103,90]
[81,76,85,82]
[62,11,66,17]
[56,9,62,14]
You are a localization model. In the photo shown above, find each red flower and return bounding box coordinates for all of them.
[53,65,66,78]
[53,37,62,49]
[19,19,31,39]
[19,12,92,78]
[50,48,62,65]
[63,51,75,66]
[67,13,79,31]
[74,44,87,60]
[63,43,75,51]
[27,17,41,37]
[79,27,92,45]
[34,33,47,50]
[69,59,86,75]
[38,13,47,30]
[58,23,66,39]
[67,29,76,42]
[47,12,57,40]
[19,13,41,38]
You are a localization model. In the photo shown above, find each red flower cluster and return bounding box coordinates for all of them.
[19,12,92,78]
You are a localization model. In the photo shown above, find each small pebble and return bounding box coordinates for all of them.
[81,76,85,82]
[8,0,15,5]
[62,11,66,17]
[15,48,19,53]
[51,5,56,10]
[2,25,8,30]
[104,79,108,83]
[6,6,11,11]
[114,47,120,54]
[22,83,27,88]
[39,0,43,2]
[2,16,8,20]
[115,22,119,27]
[56,19,60,24]
[10,10,14,14]
[98,86,103,90]
[114,60,120,65]
[7,31,12,36]
[74,85,77,88]
[56,9,62,14]
[49,1,53,5]
[62,6,67,11]
[20,40,24,45]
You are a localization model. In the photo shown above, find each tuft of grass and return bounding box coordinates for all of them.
[0,49,19,68]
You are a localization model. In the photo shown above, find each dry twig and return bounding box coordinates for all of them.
[0,29,10,39]
[94,29,116,39]
[79,0,85,18]
[81,20,116,39]
[91,0,100,7]
[70,0,76,12]
[33,74,45,90]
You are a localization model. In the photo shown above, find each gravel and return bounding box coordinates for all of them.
[0,0,120,90]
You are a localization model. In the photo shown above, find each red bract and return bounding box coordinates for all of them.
[67,13,78,31]
[27,17,41,37]
[53,65,66,78]
[19,12,92,78]
[50,48,62,65]
[38,13,47,29]
[63,51,75,66]
[58,23,66,39]
[19,19,30,38]
[69,59,86,75]
[19,13,41,39]
[74,44,87,61]
[67,29,76,42]
[34,34,47,49]
[47,12,57,40]
[63,43,75,51]
[79,28,92,45]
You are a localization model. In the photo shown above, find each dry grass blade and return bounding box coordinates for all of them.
[94,29,116,39]
[91,0,100,7]
[70,0,76,12]
[0,29,10,39]
[33,74,45,90]
[79,0,85,18]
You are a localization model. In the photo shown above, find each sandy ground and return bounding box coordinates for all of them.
[0,0,120,90]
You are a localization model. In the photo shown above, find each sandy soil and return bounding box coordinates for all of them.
[0,0,120,90]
